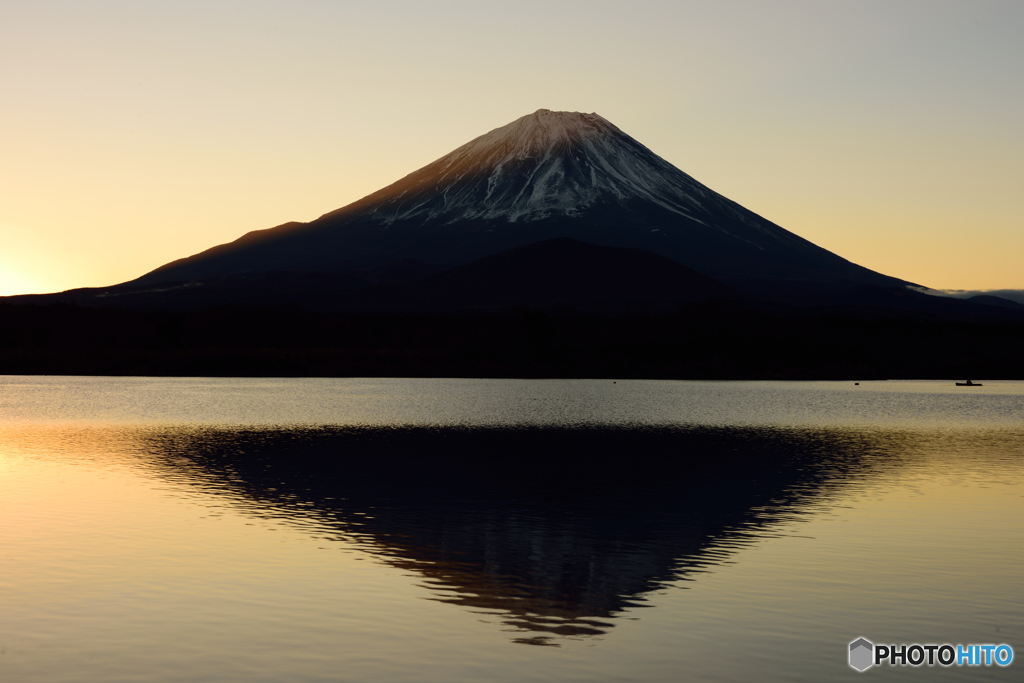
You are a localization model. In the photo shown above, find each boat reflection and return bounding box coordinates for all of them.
[138,425,896,646]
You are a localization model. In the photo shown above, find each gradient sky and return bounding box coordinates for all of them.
[2,0,1022,296]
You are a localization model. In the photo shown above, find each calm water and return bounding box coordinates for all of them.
[1,377,1022,681]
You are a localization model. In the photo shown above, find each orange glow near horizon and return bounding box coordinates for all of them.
[2,1,1022,297]
[0,265,46,297]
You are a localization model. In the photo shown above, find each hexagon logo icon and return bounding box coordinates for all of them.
[849,637,874,671]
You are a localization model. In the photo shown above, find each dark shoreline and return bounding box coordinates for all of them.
[2,302,1022,379]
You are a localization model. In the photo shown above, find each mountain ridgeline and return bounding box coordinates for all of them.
[122,108,911,308]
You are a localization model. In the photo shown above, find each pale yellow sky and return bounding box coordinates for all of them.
[2,0,1022,296]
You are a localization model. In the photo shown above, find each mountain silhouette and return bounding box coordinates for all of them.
[2,100,1021,377]
[140,424,891,646]
[125,109,912,299]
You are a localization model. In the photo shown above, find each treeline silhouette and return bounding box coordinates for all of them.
[1,301,1021,379]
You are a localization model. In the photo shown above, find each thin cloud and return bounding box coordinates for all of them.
[914,287,1024,306]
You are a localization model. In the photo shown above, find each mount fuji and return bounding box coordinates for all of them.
[122,109,912,301]
[4,110,1023,377]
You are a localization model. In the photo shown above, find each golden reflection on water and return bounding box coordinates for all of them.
[4,377,1023,682]
[2,421,1022,655]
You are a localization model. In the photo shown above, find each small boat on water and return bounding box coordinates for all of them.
[955,380,982,386]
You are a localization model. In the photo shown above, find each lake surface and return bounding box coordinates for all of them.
[2,377,1021,681]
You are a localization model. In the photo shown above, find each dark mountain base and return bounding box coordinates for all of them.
[2,302,1021,380]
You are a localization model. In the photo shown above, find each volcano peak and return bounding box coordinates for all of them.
[442,108,619,166]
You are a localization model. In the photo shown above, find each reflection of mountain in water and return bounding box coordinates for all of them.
[141,426,889,646]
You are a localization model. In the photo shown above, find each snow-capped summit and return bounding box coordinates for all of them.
[329,108,711,224]
[129,109,913,296]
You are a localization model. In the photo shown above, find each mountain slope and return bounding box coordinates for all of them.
[347,238,741,313]
[128,109,913,295]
